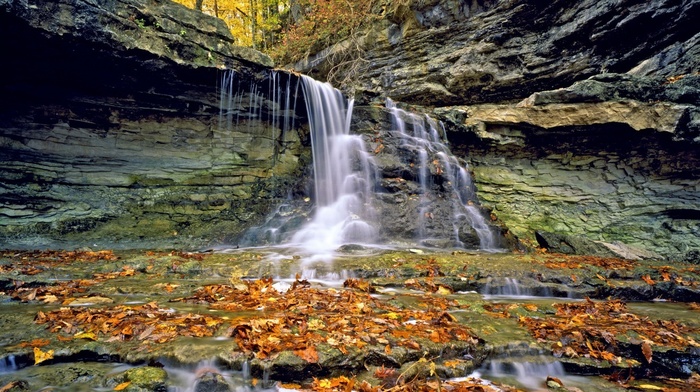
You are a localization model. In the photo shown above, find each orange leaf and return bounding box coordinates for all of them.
[294,346,319,363]
[641,275,655,286]
[114,381,131,391]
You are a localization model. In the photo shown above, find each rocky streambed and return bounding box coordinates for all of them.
[0,248,698,391]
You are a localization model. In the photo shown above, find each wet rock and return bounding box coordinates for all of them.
[337,244,369,253]
[68,296,114,306]
[194,371,231,392]
[535,231,617,258]
[105,367,167,392]
[683,250,700,265]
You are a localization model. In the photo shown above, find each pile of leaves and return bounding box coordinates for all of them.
[301,373,520,392]
[5,265,137,304]
[538,253,637,271]
[0,250,118,275]
[519,298,700,364]
[176,278,478,361]
[35,301,224,344]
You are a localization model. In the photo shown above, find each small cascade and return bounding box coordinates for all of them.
[289,76,377,258]
[386,99,498,250]
[0,355,17,374]
[482,277,554,298]
[218,69,301,171]
[483,277,528,296]
[165,360,233,392]
[482,359,567,391]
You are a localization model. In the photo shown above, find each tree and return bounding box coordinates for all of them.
[174,0,376,66]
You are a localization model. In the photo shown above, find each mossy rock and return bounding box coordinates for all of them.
[105,367,168,392]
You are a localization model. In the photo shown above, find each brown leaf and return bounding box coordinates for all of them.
[642,341,653,364]
[0,381,26,392]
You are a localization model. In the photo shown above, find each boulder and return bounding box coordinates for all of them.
[535,231,617,258]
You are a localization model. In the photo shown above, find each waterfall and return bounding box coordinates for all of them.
[483,359,567,391]
[218,70,499,253]
[386,99,497,250]
[290,76,377,256]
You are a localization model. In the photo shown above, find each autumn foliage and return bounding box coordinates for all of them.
[519,298,700,365]
[173,0,376,65]
[176,277,479,360]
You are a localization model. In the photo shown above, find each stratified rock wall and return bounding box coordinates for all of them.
[436,73,700,257]
[0,0,309,249]
[298,0,699,105]
[297,0,700,257]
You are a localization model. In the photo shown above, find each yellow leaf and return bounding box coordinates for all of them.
[637,384,663,390]
[318,379,332,388]
[437,286,452,295]
[114,381,131,391]
[33,347,54,365]
[294,346,319,363]
[74,331,97,341]
[308,319,325,330]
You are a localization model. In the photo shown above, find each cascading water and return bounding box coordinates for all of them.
[290,76,377,258]
[386,99,498,250]
[218,70,499,255]
[478,359,567,391]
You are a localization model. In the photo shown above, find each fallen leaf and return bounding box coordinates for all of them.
[33,347,54,365]
[642,341,653,364]
[294,346,319,363]
[114,381,131,391]
[0,381,26,392]
[74,331,97,341]
[641,275,655,286]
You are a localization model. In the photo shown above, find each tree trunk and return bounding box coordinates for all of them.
[250,0,257,49]
[195,0,203,11]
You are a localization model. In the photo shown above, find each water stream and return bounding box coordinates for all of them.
[386,99,497,250]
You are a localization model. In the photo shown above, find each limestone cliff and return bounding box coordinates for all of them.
[0,0,308,249]
[297,0,700,258]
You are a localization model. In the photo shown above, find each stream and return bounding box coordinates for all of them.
[0,248,698,391]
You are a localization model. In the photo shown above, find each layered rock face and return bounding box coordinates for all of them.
[297,0,700,258]
[0,0,309,249]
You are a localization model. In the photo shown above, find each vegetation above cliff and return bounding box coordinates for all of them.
[173,0,377,64]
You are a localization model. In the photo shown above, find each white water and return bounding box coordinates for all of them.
[386,99,497,250]
[476,359,567,391]
[289,76,377,259]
